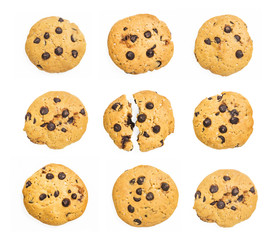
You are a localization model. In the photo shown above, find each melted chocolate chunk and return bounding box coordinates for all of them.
[210,185,219,193]
[113,124,121,132]
[128,205,135,213]
[146,192,154,201]
[46,173,54,179]
[62,198,71,207]
[137,176,145,185]
[126,51,135,60]
[203,118,211,127]
[161,182,170,191]
[58,172,66,180]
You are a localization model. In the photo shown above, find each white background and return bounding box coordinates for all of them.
[1,0,277,239]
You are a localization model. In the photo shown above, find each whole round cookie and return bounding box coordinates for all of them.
[193,92,253,149]
[25,16,86,73]
[194,169,258,227]
[113,165,178,227]
[23,164,88,225]
[194,15,253,76]
[133,90,175,152]
[108,14,174,74]
[24,91,88,149]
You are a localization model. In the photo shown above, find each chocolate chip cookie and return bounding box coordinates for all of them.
[194,15,253,76]
[113,165,179,227]
[23,164,88,225]
[194,169,258,227]
[25,16,86,73]
[24,91,88,149]
[193,92,253,149]
[108,14,174,74]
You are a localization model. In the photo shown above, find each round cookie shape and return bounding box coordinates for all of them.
[194,15,253,76]
[23,164,88,225]
[25,16,86,73]
[113,165,178,227]
[193,92,253,149]
[194,169,258,227]
[133,90,175,152]
[24,91,88,149]
[108,14,174,74]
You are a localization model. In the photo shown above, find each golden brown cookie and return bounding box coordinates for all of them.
[23,164,88,225]
[193,92,253,149]
[194,169,258,227]
[25,16,86,73]
[113,165,178,227]
[24,91,88,149]
[194,15,253,76]
[108,14,174,74]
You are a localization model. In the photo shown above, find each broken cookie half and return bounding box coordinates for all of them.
[103,91,174,152]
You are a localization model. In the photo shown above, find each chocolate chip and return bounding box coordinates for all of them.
[126,51,135,60]
[72,50,78,58]
[33,37,40,44]
[144,31,151,38]
[214,37,221,44]
[217,95,223,101]
[114,123,121,132]
[136,188,142,195]
[237,195,244,202]
[223,176,231,181]
[61,128,67,133]
[203,118,211,127]
[46,173,54,179]
[55,47,63,55]
[146,49,154,58]
[47,122,56,131]
[79,108,85,115]
[112,103,121,111]
[195,191,201,199]
[236,50,243,58]
[215,112,220,116]
[143,131,150,138]
[67,117,74,124]
[40,123,47,127]
[42,52,50,60]
[39,193,47,201]
[26,181,32,188]
[146,102,154,109]
[37,65,43,69]
[231,206,236,211]
[250,187,255,194]
[219,104,227,112]
[156,60,162,67]
[234,35,241,41]
[134,219,141,225]
[160,140,164,146]
[62,109,69,118]
[40,107,49,115]
[68,190,71,193]
[230,109,239,116]
[161,182,170,191]
[129,178,135,185]
[71,35,76,42]
[127,114,135,129]
[58,172,66,180]
[152,125,160,133]
[55,27,63,34]
[208,97,212,100]
[54,191,59,197]
[230,117,239,124]
[130,35,138,43]
[121,136,130,149]
[153,28,158,34]
[33,118,36,124]
[232,187,239,196]
[146,192,154,201]
[210,185,219,193]
[123,27,128,31]
[219,125,227,133]
[54,98,61,103]
[44,32,50,39]
[137,114,147,123]
[71,193,77,199]
[137,176,145,185]
[224,25,232,33]
[210,201,217,205]
[217,201,225,209]
[218,136,225,144]
[128,205,135,213]
[203,196,206,202]
[25,112,31,121]
[58,18,64,22]
[62,198,71,207]
[204,38,211,45]
[195,112,199,117]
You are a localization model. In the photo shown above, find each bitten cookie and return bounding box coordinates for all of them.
[194,15,253,76]
[113,165,178,227]
[23,164,88,225]
[108,14,174,74]
[24,91,88,149]
[103,95,135,151]
[194,169,257,227]
[133,91,174,152]
[193,92,253,149]
[25,16,86,73]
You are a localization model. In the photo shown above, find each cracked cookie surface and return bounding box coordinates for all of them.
[108,14,174,74]
[24,91,88,149]
[194,15,253,76]
[23,163,88,225]
[113,165,178,227]
[193,91,253,149]
[25,16,86,73]
[194,169,257,227]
